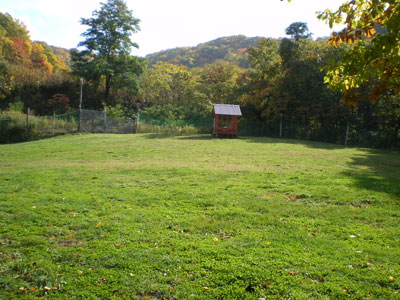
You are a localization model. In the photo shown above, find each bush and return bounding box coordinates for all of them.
[138,121,209,135]
[141,104,211,121]
[0,111,27,143]
[8,101,24,112]
[0,110,78,144]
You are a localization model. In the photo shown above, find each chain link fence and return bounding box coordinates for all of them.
[238,119,399,148]
[137,114,213,134]
[1,109,399,148]
[79,109,136,134]
[0,109,136,143]
[0,110,79,143]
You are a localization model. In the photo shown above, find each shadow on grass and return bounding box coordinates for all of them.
[179,135,214,140]
[343,149,400,198]
[242,136,400,197]
[0,131,80,145]
[142,133,347,149]
[140,133,213,140]
[140,133,182,139]
[240,135,347,150]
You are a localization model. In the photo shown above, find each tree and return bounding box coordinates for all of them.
[0,12,72,112]
[140,62,196,106]
[239,35,348,138]
[298,0,400,106]
[236,39,281,121]
[74,0,144,101]
[0,13,29,41]
[140,62,211,120]
[285,22,312,41]
[275,39,346,127]
[0,61,12,99]
[197,60,242,104]
[279,38,299,68]
[248,38,280,79]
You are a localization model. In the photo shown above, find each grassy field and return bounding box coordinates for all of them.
[0,134,399,299]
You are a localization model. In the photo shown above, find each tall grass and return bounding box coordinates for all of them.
[0,110,78,143]
[137,116,212,135]
[137,122,201,135]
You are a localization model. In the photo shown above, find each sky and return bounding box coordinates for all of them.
[0,0,345,57]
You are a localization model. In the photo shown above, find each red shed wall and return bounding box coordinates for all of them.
[213,115,238,136]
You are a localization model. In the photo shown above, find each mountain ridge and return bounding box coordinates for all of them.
[145,35,265,68]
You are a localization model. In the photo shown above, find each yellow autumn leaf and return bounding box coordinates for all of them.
[96,222,102,228]
[389,276,395,282]
[348,36,355,45]
[369,28,376,35]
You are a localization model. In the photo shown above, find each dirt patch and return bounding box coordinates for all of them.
[56,239,84,247]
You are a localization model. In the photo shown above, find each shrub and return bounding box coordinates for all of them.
[0,110,78,143]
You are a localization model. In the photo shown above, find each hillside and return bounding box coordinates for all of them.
[146,35,263,68]
[0,12,70,86]
[49,45,72,66]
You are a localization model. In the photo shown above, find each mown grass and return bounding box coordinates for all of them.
[0,134,399,299]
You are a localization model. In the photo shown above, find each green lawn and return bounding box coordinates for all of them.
[1,134,399,299]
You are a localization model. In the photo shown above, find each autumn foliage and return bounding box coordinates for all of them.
[317,0,400,106]
[0,13,70,96]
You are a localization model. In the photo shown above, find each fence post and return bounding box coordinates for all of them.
[344,122,350,147]
[52,111,55,135]
[136,110,140,133]
[26,108,30,140]
[91,111,94,132]
[78,109,81,132]
[279,113,283,138]
[104,107,107,133]
[78,78,83,132]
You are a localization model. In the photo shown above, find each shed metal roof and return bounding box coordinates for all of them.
[213,104,242,116]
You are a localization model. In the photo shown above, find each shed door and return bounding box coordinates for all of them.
[218,115,233,129]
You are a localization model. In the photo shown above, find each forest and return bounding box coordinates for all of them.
[0,0,399,147]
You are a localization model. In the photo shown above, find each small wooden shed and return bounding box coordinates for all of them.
[212,104,242,137]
